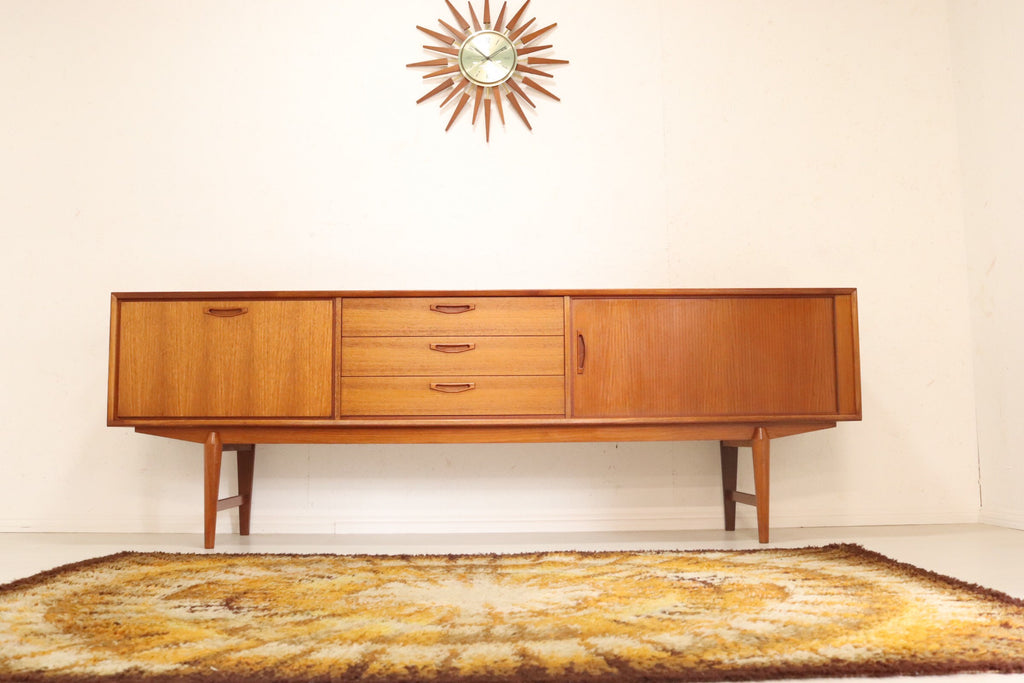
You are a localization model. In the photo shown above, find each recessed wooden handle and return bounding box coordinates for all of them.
[430,343,477,353]
[205,307,248,318]
[576,332,586,374]
[430,304,476,314]
[430,382,476,393]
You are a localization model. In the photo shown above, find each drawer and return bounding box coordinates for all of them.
[342,336,564,377]
[341,376,565,416]
[343,297,564,336]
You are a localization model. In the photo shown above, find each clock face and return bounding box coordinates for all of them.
[458,31,516,87]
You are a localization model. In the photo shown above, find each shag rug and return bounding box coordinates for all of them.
[1,544,1023,682]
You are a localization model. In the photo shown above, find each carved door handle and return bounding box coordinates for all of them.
[430,382,476,393]
[205,307,248,318]
[430,304,476,314]
[576,332,586,374]
[429,343,477,353]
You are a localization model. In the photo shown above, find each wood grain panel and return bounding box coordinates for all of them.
[341,376,565,416]
[562,296,573,417]
[833,292,862,417]
[342,337,564,376]
[572,297,839,418]
[116,300,333,418]
[333,298,343,419]
[342,297,563,336]
[107,294,121,423]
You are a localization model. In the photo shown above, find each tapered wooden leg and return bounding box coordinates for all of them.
[751,427,770,544]
[720,442,739,531]
[203,432,223,549]
[237,445,255,536]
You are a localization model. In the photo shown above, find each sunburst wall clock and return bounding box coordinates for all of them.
[407,0,568,141]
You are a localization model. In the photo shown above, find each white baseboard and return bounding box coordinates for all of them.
[0,507,983,535]
[979,508,1024,531]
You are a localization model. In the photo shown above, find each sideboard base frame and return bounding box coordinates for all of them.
[150,421,836,549]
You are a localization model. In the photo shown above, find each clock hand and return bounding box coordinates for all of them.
[486,45,510,60]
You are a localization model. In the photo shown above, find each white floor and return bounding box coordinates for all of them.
[2,523,1023,682]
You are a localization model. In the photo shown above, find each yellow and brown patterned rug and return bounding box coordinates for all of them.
[1,544,1023,682]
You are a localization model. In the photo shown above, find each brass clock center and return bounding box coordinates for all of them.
[458,31,517,87]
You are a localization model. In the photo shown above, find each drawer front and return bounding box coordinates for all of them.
[343,297,564,336]
[342,336,564,377]
[341,376,565,416]
[116,299,333,418]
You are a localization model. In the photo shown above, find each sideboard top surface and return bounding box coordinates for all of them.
[111,288,857,301]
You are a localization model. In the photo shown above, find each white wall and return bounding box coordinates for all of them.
[0,1,982,536]
[950,0,1024,529]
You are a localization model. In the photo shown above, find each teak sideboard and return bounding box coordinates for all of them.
[107,289,861,548]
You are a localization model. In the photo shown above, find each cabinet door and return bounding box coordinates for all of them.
[116,299,333,418]
[572,297,839,418]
